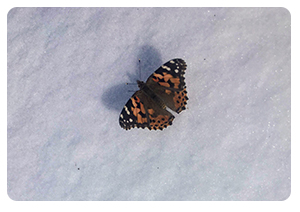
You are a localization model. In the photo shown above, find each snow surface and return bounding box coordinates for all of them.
[7,7,290,201]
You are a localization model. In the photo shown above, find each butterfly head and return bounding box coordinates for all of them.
[137,80,145,89]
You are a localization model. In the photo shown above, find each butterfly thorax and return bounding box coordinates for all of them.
[137,80,145,89]
[137,80,166,109]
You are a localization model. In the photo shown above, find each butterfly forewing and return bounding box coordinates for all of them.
[146,58,188,113]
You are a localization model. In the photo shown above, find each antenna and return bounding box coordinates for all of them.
[138,58,142,80]
[125,59,142,92]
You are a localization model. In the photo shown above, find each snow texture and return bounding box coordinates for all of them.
[7,7,290,201]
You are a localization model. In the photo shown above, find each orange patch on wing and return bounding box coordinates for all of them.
[162,73,173,81]
[153,73,163,79]
[165,90,172,94]
[152,77,159,82]
[135,96,141,102]
[170,77,180,89]
[131,98,137,107]
[153,73,181,89]
[173,88,188,113]
[131,106,139,117]
[148,108,155,115]
[131,97,146,118]
[137,114,147,124]
[140,102,146,114]
[158,82,170,87]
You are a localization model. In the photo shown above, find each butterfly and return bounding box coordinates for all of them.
[119,58,188,130]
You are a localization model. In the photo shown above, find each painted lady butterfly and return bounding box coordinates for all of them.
[119,58,188,130]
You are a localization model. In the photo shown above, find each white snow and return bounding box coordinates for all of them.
[7,7,290,200]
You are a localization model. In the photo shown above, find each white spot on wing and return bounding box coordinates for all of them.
[124,106,130,115]
[162,65,171,71]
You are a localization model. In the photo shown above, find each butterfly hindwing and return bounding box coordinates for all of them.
[119,91,174,130]
[137,90,175,130]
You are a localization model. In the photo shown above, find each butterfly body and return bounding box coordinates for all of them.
[119,58,188,130]
[137,80,166,110]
